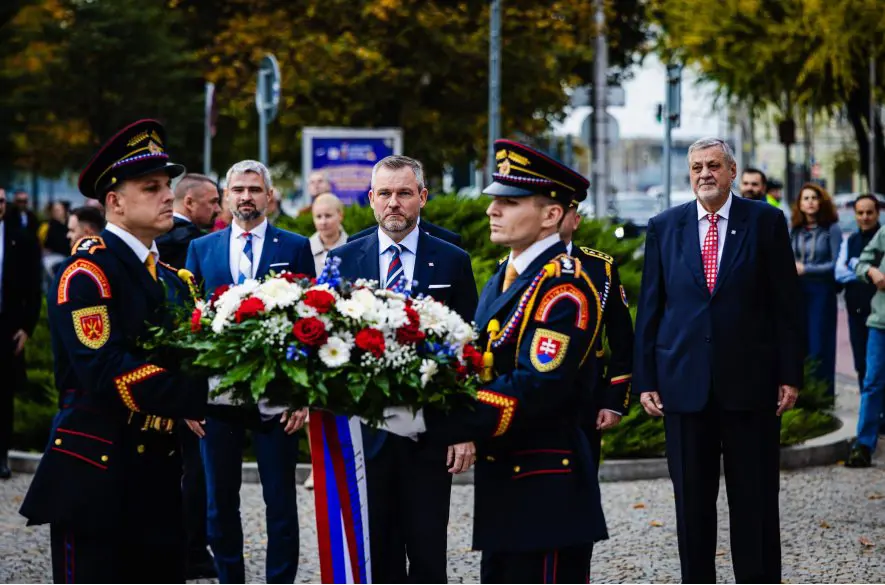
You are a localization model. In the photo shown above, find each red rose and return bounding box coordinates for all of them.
[292,317,328,347]
[234,297,266,323]
[190,308,203,332]
[303,289,336,314]
[209,284,231,306]
[463,345,484,373]
[283,272,311,283]
[456,362,469,377]
[355,328,386,358]
[396,306,425,344]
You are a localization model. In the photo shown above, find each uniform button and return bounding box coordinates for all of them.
[562,458,570,466]
[704,336,711,343]
[513,466,521,473]
[137,444,145,454]
[54,438,62,446]
[485,455,495,462]
[100,455,109,462]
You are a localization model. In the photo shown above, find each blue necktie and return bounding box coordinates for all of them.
[237,232,253,284]
[385,244,404,289]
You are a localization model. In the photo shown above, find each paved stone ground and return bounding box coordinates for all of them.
[2,452,884,584]
[2,307,883,583]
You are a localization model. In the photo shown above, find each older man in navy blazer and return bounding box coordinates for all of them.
[633,138,804,584]
[185,160,314,584]
[329,155,477,584]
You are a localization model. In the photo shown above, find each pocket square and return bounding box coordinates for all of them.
[427,284,451,289]
[270,262,289,267]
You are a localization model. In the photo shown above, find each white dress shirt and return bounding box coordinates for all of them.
[172,211,192,223]
[507,233,562,276]
[229,219,268,282]
[696,193,732,267]
[378,226,420,288]
[105,222,159,266]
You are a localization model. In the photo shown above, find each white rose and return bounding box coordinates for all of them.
[256,278,302,310]
[419,359,438,388]
[319,336,352,368]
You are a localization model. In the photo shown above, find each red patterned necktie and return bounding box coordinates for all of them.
[702,213,720,292]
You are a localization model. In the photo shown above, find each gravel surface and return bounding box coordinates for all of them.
[2,455,884,584]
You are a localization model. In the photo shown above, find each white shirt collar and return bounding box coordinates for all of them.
[509,233,563,275]
[105,222,158,264]
[378,225,420,256]
[231,218,269,241]
[697,192,733,221]
[173,211,192,223]
[565,240,573,255]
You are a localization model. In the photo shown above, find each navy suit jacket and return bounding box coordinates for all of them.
[348,219,463,249]
[185,223,315,295]
[330,228,478,458]
[632,195,805,413]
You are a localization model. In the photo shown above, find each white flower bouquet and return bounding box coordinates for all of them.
[145,258,483,423]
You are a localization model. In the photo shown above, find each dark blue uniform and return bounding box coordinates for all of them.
[570,245,634,470]
[20,232,208,583]
[425,244,608,582]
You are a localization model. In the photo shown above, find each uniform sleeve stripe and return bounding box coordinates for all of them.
[113,364,165,412]
[610,374,632,385]
[58,259,111,304]
[476,390,517,437]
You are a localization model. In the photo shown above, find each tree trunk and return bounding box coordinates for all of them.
[845,77,885,194]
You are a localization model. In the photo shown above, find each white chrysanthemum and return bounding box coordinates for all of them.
[319,336,351,368]
[256,278,303,310]
[446,320,477,346]
[413,299,449,334]
[383,298,409,329]
[419,359,438,387]
[337,298,366,320]
[295,301,319,319]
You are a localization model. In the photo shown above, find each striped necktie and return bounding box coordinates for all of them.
[237,232,254,284]
[385,243,404,289]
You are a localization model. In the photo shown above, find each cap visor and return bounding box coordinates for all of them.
[482,181,536,197]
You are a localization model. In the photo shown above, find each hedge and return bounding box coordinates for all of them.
[15,195,836,460]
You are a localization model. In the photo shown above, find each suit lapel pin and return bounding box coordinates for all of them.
[428,262,434,267]
[273,238,279,243]
[731,230,736,235]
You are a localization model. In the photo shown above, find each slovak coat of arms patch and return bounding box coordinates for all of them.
[530,328,570,372]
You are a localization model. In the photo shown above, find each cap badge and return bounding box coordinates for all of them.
[498,159,511,175]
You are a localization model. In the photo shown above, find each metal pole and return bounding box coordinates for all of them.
[663,87,672,209]
[258,71,268,166]
[870,55,876,192]
[592,0,608,218]
[204,82,213,175]
[487,0,501,184]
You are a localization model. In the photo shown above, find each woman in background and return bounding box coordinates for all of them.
[309,192,347,275]
[304,192,347,489]
[791,183,842,400]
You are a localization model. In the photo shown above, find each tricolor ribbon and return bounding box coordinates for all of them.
[309,412,371,583]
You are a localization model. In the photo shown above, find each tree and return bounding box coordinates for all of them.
[0,0,204,177]
[196,0,651,178]
[649,0,885,191]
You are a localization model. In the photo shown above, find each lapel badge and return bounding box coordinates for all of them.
[273,238,279,243]
[731,230,736,235]
[429,262,434,267]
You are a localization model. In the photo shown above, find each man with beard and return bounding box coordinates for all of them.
[739,167,767,201]
[155,172,222,579]
[329,155,477,583]
[185,160,313,584]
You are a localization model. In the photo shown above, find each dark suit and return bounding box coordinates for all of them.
[186,222,315,584]
[156,215,204,269]
[20,231,208,583]
[424,241,610,583]
[633,195,804,583]
[348,219,463,248]
[329,227,477,583]
[0,218,42,460]
[156,213,213,575]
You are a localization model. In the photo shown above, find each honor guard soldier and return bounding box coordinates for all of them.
[20,119,209,583]
[558,202,634,470]
[382,140,621,583]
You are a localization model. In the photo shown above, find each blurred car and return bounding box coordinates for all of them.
[610,193,663,239]
[833,192,885,235]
